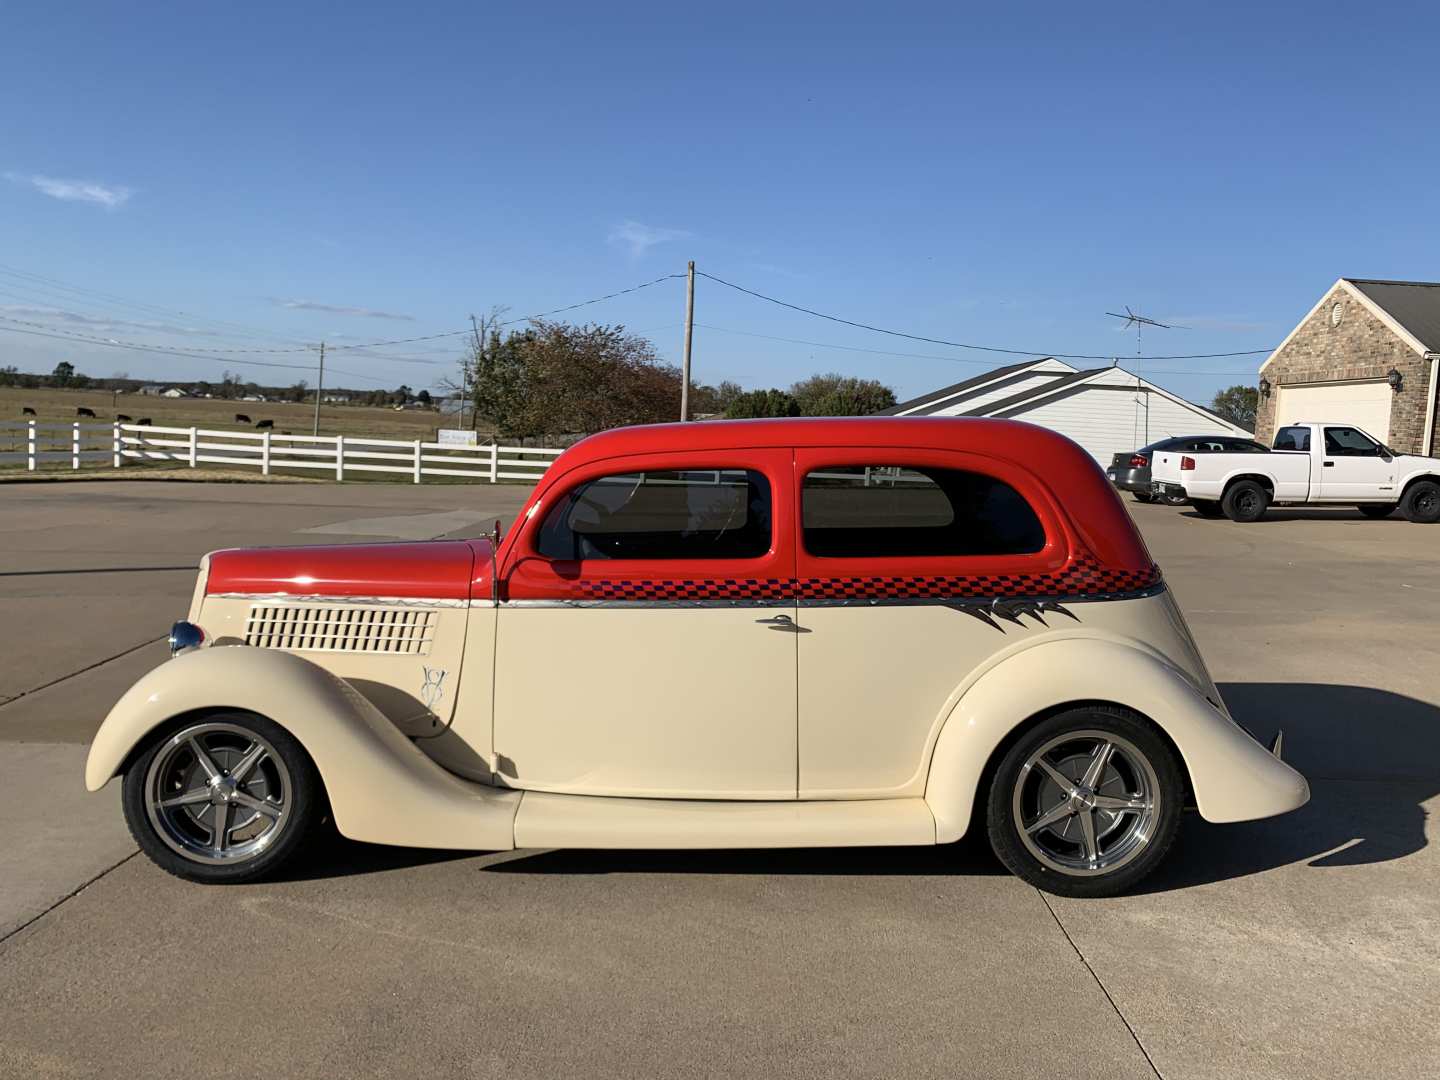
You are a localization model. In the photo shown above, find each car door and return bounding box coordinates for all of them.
[1315,425,1397,501]
[792,448,1062,799]
[492,449,798,800]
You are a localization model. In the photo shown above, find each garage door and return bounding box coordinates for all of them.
[1275,380,1392,442]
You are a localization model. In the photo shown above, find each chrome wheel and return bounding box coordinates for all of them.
[143,722,291,866]
[1012,730,1160,877]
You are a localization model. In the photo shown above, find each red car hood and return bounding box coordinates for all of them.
[206,540,494,601]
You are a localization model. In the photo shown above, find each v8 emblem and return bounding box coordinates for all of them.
[420,667,447,712]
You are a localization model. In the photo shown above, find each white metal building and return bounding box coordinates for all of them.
[880,358,1251,463]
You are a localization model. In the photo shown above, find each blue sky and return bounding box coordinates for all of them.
[3,1,1438,405]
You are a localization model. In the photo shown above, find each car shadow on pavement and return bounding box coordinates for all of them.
[1177,507,1400,523]
[282,682,1436,887]
[1136,682,1438,893]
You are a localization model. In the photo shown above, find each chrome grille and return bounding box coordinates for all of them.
[243,604,437,655]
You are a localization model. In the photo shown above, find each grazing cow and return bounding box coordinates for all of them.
[136,417,152,426]
[255,419,274,429]
[76,407,97,418]
[21,406,36,416]
[235,413,251,424]
[116,414,132,423]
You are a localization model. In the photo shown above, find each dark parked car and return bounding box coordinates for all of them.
[1108,436,1269,505]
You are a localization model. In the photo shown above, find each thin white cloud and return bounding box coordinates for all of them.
[0,304,211,337]
[4,172,133,208]
[609,219,691,259]
[270,298,415,322]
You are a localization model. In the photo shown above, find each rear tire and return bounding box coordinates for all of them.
[1130,491,1155,504]
[986,706,1183,898]
[1222,480,1269,522]
[121,711,323,884]
[1191,499,1225,518]
[1400,480,1440,524]
[1357,504,1395,519]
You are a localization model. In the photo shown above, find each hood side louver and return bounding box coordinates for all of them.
[243,603,437,655]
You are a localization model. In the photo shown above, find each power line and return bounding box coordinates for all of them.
[696,270,1276,361]
[0,323,319,372]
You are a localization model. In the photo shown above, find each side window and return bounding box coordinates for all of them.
[802,466,1045,558]
[1324,427,1380,457]
[1275,426,1311,451]
[536,469,771,560]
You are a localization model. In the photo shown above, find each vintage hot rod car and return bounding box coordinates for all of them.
[86,418,1308,897]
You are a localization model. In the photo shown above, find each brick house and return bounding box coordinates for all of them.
[1257,279,1440,455]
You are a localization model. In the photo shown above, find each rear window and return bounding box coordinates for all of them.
[1274,427,1311,451]
[537,469,771,560]
[802,466,1045,558]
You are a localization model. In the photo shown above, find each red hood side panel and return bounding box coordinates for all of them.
[206,541,477,601]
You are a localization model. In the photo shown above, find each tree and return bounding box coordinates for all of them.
[789,373,897,416]
[51,361,76,387]
[416,389,432,407]
[287,380,308,403]
[724,388,801,419]
[1211,384,1259,429]
[469,320,684,436]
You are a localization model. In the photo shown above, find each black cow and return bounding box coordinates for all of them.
[116,414,132,423]
[255,419,274,429]
[135,417,152,426]
[21,406,36,416]
[76,407,97,418]
[235,413,251,424]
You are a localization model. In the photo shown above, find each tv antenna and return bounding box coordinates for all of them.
[1105,307,1186,446]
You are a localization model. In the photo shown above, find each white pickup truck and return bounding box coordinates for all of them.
[1151,420,1440,523]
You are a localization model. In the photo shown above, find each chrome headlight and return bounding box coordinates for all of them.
[168,620,205,657]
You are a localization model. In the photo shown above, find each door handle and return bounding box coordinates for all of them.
[755,614,808,633]
[1323,461,1335,467]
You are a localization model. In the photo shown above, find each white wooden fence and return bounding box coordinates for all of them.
[0,421,563,483]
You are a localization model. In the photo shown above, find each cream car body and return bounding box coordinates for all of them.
[88,417,1309,895]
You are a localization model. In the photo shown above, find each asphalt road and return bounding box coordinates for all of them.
[0,482,1435,1079]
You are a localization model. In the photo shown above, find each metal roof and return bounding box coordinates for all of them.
[877,358,1047,415]
[1346,279,1440,353]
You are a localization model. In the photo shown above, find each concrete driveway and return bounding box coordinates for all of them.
[0,484,1435,1079]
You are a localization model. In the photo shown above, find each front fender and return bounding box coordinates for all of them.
[86,647,519,850]
[923,639,1309,842]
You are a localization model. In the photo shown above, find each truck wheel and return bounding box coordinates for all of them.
[1400,480,1440,524]
[1357,504,1395,519]
[1191,499,1225,518]
[986,706,1183,898]
[1222,480,1269,522]
[121,712,323,884]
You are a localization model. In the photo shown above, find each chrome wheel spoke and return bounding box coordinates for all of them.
[1093,794,1148,812]
[232,790,282,819]
[160,787,211,809]
[1080,740,1115,790]
[1077,809,1099,864]
[1025,800,1074,835]
[1034,758,1074,791]
[229,741,267,783]
[188,737,222,781]
[212,802,231,853]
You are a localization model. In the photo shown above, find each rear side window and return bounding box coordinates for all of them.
[802,466,1045,558]
[537,469,771,560]
[1274,426,1310,451]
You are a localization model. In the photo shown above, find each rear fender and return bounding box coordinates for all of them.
[85,647,519,850]
[923,638,1308,842]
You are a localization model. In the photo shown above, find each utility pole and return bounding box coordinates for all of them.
[312,341,325,437]
[680,260,695,421]
[467,313,484,431]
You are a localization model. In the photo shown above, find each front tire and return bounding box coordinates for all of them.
[122,712,322,884]
[1400,480,1440,523]
[986,707,1182,898]
[1222,480,1269,522]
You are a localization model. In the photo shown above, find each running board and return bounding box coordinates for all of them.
[513,793,937,849]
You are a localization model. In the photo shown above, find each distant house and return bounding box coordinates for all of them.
[1257,278,1440,455]
[137,384,164,396]
[240,394,266,402]
[881,357,1249,462]
[160,388,189,398]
